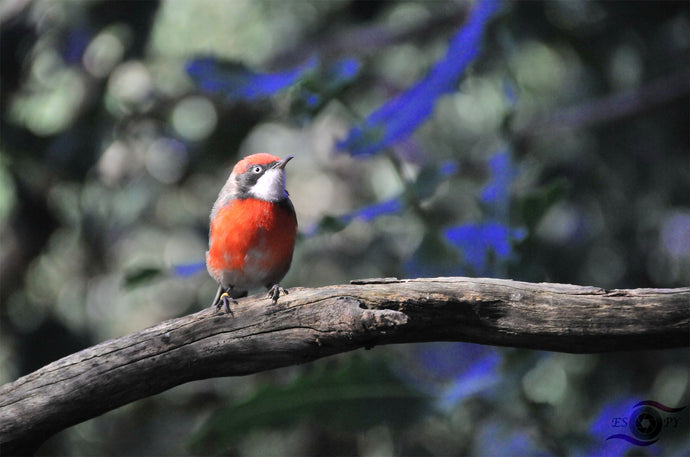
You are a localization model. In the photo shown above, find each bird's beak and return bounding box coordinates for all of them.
[273,156,294,170]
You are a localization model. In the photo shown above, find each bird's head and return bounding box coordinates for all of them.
[227,153,293,203]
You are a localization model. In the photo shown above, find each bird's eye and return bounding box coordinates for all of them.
[252,166,263,174]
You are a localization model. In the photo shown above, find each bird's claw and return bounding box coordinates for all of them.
[267,284,288,304]
[216,292,236,315]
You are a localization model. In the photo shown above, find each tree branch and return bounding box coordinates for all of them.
[267,5,470,67]
[513,70,690,146]
[1,277,688,455]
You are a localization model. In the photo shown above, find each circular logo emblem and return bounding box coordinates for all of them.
[629,406,663,441]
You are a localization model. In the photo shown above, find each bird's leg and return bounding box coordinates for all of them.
[212,285,236,315]
[211,285,224,309]
[219,292,235,315]
[267,284,288,304]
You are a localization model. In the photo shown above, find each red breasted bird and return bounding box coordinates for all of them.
[206,153,297,313]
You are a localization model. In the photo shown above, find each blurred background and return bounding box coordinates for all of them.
[1,0,688,455]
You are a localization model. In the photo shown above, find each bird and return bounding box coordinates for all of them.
[206,153,297,313]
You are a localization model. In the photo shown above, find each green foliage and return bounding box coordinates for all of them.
[518,178,569,233]
[189,355,431,453]
[123,266,165,288]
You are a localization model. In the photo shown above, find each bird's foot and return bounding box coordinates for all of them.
[215,292,236,315]
[267,284,288,304]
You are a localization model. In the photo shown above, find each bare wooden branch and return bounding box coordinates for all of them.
[1,277,688,455]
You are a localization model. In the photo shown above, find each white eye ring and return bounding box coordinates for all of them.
[252,166,262,174]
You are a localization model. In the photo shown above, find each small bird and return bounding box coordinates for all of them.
[206,153,297,313]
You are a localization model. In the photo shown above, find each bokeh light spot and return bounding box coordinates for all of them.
[522,356,567,404]
[171,96,217,141]
[108,61,153,113]
[83,29,126,78]
[146,138,188,184]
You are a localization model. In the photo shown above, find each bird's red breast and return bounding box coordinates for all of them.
[206,197,297,290]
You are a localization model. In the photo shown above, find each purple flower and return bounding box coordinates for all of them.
[481,150,515,213]
[397,342,501,410]
[444,222,526,274]
[186,56,361,104]
[580,397,664,457]
[341,197,403,223]
[476,421,551,456]
[186,57,318,101]
[327,58,361,81]
[62,28,90,65]
[173,261,206,277]
[338,0,501,156]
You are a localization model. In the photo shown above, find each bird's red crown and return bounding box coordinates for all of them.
[232,153,282,175]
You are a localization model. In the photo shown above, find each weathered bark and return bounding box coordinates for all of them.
[1,277,688,455]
